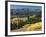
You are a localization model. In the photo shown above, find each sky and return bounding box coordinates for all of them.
[10,5,42,10]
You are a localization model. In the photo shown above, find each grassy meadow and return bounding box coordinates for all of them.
[10,15,42,32]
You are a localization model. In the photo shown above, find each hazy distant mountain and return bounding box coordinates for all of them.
[11,8,41,16]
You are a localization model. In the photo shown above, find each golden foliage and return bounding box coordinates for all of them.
[23,22,42,31]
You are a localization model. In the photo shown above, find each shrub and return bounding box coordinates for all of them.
[11,18,27,30]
